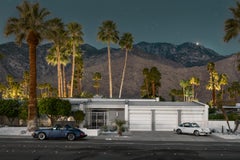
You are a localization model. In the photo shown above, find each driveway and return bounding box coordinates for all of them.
[90,131,239,142]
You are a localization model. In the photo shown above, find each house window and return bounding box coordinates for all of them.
[89,110,107,129]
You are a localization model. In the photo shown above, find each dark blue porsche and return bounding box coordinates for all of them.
[32,124,87,141]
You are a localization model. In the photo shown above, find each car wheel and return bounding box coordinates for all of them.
[194,130,200,136]
[38,132,46,140]
[67,133,76,141]
[176,129,182,134]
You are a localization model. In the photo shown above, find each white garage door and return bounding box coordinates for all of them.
[129,110,152,131]
[181,111,204,126]
[155,110,178,131]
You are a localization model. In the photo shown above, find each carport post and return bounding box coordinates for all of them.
[177,110,181,125]
[124,102,129,127]
[151,110,155,131]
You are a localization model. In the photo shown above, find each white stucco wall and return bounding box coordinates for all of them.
[128,102,208,131]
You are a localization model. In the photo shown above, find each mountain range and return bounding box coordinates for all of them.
[0,41,239,103]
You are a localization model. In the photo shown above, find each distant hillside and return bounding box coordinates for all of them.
[0,42,239,103]
[134,41,226,67]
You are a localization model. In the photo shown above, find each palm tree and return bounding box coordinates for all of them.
[149,67,161,98]
[218,73,228,100]
[74,56,84,96]
[224,2,240,75]
[45,18,66,97]
[114,119,126,136]
[142,68,150,97]
[4,1,53,131]
[66,22,84,97]
[46,43,70,97]
[60,50,71,97]
[97,20,119,98]
[180,80,189,101]
[224,1,240,43]
[206,62,218,106]
[189,76,200,100]
[216,74,230,132]
[118,33,134,98]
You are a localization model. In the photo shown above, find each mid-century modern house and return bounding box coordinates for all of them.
[66,97,209,131]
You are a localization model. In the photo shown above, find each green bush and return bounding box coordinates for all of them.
[209,113,240,120]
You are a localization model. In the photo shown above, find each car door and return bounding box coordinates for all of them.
[49,126,63,138]
[182,122,193,134]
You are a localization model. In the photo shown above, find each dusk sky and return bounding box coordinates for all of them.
[0,0,239,55]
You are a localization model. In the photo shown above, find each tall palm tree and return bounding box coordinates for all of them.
[217,73,230,132]
[74,56,84,96]
[97,20,119,98]
[4,1,53,131]
[206,62,220,106]
[46,43,69,97]
[218,73,228,100]
[149,67,161,98]
[224,1,240,43]
[189,76,200,100]
[224,1,240,75]
[118,33,134,98]
[142,68,150,98]
[180,80,189,102]
[66,22,84,97]
[61,49,71,97]
[45,18,66,97]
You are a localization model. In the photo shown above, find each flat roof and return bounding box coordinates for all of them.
[129,101,205,106]
[65,98,207,107]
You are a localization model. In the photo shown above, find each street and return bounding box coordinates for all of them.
[0,137,240,160]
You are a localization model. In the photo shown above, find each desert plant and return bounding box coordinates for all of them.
[114,119,126,136]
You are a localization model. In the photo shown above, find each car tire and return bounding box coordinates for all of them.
[67,133,76,141]
[38,132,46,140]
[194,130,200,136]
[176,129,182,134]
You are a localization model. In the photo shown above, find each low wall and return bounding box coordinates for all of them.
[208,120,235,133]
[81,128,100,136]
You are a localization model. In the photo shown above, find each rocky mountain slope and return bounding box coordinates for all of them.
[0,42,239,103]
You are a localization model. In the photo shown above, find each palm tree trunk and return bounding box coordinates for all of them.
[57,46,61,97]
[70,45,76,97]
[145,79,149,98]
[151,81,155,97]
[221,106,231,132]
[62,65,66,97]
[213,88,216,106]
[119,50,128,98]
[182,88,185,101]
[107,42,113,98]
[60,64,63,97]
[27,31,38,131]
[79,78,82,94]
[192,84,195,99]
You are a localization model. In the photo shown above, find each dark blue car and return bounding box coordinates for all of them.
[32,124,87,141]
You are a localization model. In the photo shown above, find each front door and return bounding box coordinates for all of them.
[91,110,107,129]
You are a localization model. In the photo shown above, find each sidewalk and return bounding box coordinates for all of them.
[89,131,240,142]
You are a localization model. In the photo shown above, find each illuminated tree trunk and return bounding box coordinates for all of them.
[27,31,38,131]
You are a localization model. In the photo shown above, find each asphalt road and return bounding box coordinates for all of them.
[0,135,240,160]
